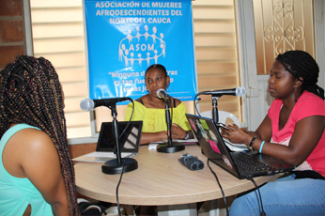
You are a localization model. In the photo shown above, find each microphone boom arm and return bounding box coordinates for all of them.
[80,97,138,174]
[211,94,220,124]
[108,104,121,164]
[156,91,185,153]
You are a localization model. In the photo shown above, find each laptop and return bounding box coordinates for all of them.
[185,113,295,179]
[73,121,142,163]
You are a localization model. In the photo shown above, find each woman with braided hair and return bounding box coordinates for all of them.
[221,50,325,215]
[0,56,80,215]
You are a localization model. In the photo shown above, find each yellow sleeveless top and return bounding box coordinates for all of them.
[124,101,191,132]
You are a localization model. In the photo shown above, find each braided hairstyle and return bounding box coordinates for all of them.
[145,64,168,77]
[0,56,80,215]
[276,50,325,100]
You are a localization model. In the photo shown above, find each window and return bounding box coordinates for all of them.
[30,0,242,139]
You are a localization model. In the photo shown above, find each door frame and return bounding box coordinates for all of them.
[234,0,262,130]
[314,0,325,90]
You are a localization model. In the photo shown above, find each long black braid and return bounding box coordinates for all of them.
[0,55,80,215]
[276,50,325,100]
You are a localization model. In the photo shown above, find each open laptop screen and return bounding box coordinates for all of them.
[185,113,241,177]
[97,121,143,153]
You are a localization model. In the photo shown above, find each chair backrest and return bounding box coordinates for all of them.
[200,110,240,127]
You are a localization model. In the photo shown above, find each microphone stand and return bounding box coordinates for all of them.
[101,103,138,174]
[211,94,220,124]
[157,98,185,153]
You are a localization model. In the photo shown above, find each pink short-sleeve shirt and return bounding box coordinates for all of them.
[268,91,325,177]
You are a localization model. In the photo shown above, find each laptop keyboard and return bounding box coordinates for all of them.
[85,152,134,158]
[230,151,276,173]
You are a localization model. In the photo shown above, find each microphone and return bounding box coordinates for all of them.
[156,88,185,153]
[199,87,246,97]
[80,97,131,111]
[157,89,170,101]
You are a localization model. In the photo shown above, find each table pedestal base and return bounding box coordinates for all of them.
[158,203,197,216]
[156,199,229,216]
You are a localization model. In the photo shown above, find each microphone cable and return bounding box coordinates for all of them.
[207,159,229,216]
[119,99,134,139]
[115,99,134,216]
[247,177,266,216]
[113,99,134,155]
[116,159,126,216]
[169,97,173,124]
[194,93,202,116]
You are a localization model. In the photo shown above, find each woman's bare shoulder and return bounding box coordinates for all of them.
[9,128,56,157]
[3,128,58,178]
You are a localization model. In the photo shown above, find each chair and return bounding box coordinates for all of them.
[200,110,240,127]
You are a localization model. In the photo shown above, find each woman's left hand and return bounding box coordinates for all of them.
[171,123,187,139]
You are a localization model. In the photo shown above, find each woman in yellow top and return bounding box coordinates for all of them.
[124,64,192,144]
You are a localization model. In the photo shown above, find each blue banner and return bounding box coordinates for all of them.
[84,0,197,103]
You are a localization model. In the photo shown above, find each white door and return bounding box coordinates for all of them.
[234,0,270,130]
[235,0,325,131]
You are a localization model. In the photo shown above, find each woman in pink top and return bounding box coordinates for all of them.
[223,50,325,216]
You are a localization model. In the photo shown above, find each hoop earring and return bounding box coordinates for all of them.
[294,86,298,103]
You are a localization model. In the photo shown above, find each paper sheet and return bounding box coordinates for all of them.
[223,138,248,151]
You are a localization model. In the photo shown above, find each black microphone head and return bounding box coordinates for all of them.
[157,88,166,99]
[80,98,95,111]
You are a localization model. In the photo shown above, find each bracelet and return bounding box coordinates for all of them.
[248,136,256,150]
[259,141,265,154]
[184,131,190,140]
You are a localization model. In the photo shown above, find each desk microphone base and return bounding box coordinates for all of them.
[157,142,185,153]
[102,158,138,175]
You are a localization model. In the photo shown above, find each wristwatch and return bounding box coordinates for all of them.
[249,136,256,150]
[184,131,190,140]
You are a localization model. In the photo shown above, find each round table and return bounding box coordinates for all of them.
[74,145,275,208]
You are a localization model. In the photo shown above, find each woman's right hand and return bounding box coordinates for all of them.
[221,124,252,145]
[171,123,187,139]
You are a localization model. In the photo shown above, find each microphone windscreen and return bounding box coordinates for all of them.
[157,88,165,98]
[236,87,246,97]
[80,98,94,111]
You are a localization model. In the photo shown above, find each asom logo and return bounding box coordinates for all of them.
[118,25,166,68]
